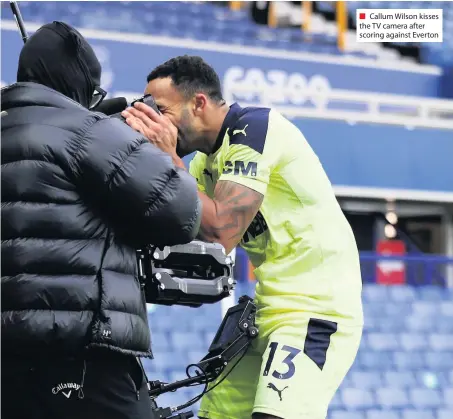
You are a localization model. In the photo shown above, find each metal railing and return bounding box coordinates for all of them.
[360,252,453,286]
[225,84,453,129]
[234,248,453,287]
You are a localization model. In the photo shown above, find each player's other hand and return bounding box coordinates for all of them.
[122,102,178,156]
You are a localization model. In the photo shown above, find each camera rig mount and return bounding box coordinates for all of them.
[148,295,259,419]
[137,241,236,307]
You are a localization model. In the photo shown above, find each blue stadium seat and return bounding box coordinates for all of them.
[331,411,365,419]
[405,316,434,333]
[142,367,161,378]
[342,388,376,410]
[141,357,160,373]
[359,351,393,369]
[350,371,383,390]
[444,388,453,407]
[409,388,442,409]
[203,331,216,347]
[394,351,425,370]
[193,304,222,320]
[367,410,401,419]
[368,333,400,351]
[384,371,416,388]
[400,333,428,351]
[172,331,206,351]
[412,302,438,317]
[437,410,453,419]
[342,372,355,385]
[416,371,448,390]
[417,285,448,301]
[426,352,453,370]
[362,285,389,302]
[441,302,453,317]
[436,317,453,333]
[449,371,453,385]
[377,317,409,333]
[388,285,417,302]
[316,1,336,13]
[190,317,219,333]
[429,334,453,351]
[151,332,172,351]
[329,391,345,410]
[363,303,385,319]
[150,312,191,332]
[401,410,435,419]
[363,317,379,333]
[348,359,362,374]
[376,388,410,409]
[151,351,189,372]
[385,302,413,318]
[187,350,206,366]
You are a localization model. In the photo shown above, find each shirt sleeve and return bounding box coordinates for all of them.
[218,108,273,196]
[188,152,207,193]
[218,144,270,196]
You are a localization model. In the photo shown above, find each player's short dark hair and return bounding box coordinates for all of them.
[147,55,224,103]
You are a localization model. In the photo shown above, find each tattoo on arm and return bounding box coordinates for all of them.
[198,181,264,251]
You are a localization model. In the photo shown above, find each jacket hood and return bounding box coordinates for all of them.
[16,21,101,108]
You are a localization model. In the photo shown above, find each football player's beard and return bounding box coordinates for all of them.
[176,133,190,158]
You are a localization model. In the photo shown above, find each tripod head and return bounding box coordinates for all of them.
[147,296,259,419]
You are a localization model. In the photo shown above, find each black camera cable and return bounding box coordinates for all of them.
[173,340,251,412]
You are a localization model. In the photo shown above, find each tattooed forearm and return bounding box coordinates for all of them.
[211,182,261,239]
[197,181,263,252]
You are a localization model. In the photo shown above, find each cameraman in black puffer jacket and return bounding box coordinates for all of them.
[1,22,200,419]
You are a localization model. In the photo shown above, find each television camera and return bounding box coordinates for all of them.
[138,241,259,419]
[138,241,236,307]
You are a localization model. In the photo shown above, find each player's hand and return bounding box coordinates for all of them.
[122,102,178,156]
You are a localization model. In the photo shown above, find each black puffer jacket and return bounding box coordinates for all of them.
[1,82,201,358]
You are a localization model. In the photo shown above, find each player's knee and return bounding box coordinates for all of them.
[252,413,283,419]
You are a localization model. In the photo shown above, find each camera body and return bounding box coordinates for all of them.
[137,241,236,307]
[109,94,160,121]
[131,94,160,112]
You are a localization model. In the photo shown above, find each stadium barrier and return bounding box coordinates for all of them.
[234,248,453,287]
[227,85,453,129]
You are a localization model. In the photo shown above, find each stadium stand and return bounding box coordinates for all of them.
[8,1,453,66]
[316,1,453,66]
[349,1,453,66]
[1,1,453,418]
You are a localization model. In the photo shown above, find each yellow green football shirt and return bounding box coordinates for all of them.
[189,103,363,334]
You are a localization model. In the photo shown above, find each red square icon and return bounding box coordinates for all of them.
[359,12,366,19]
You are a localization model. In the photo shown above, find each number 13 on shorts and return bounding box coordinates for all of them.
[253,321,361,419]
[263,342,300,380]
